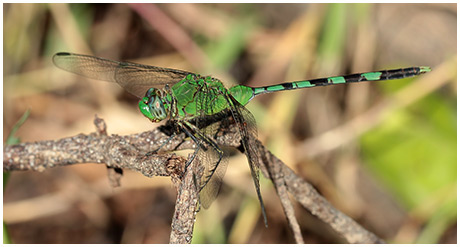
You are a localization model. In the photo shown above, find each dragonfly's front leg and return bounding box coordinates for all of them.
[182,121,224,191]
[176,122,203,171]
[145,132,177,156]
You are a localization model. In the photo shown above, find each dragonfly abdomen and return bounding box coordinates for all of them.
[250,66,431,97]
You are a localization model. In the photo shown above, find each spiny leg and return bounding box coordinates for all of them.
[181,119,228,210]
[177,123,204,211]
[183,121,224,191]
[176,122,203,170]
[145,132,177,156]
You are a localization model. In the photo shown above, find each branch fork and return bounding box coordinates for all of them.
[3,116,383,244]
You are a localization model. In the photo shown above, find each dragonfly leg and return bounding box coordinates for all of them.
[225,95,269,227]
[184,143,200,170]
[183,121,224,191]
[145,132,177,156]
[177,123,203,171]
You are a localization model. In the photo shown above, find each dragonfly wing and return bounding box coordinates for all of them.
[185,89,233,209]
[227,95,268,225]
[53,52,191,98]
[197,123,229,209]
[112,62,190,98]
[182,117,228,209]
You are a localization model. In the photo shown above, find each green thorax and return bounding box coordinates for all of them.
[169,74,234,119]
[169,74,256,119]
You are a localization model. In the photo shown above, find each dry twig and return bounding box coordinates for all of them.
[3,116,384,244]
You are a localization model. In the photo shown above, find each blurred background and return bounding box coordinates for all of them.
[3,3,457,244]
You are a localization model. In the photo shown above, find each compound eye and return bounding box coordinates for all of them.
[145,88,156,98]
[139,88,168,122]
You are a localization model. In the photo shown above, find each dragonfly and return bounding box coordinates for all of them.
[53,52,431,226]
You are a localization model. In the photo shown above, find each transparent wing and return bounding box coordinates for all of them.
[226,95,268,225]
[194,87,232,208]
[181,119,228,209]
[197,121,229,209]
[52,52,191,98]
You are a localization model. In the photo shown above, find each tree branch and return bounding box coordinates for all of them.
[3,116,384,244]
[257,139,384,244]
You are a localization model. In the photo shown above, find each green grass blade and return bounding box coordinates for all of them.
[4,109,31,244]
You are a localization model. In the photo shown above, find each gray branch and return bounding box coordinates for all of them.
[3,116,384,244]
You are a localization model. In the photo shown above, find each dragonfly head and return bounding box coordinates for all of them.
[139,88,169,122]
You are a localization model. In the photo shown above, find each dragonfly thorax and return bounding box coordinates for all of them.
[139,88,170,122]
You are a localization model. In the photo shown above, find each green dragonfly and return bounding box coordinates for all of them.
[53,52,430,226]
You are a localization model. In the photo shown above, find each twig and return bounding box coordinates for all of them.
[259,138,304,244]
[3,132,185,180]
[94,114,123,187]
[262,144,385,244]
[3,116,384,244]
[169,154,200,244]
